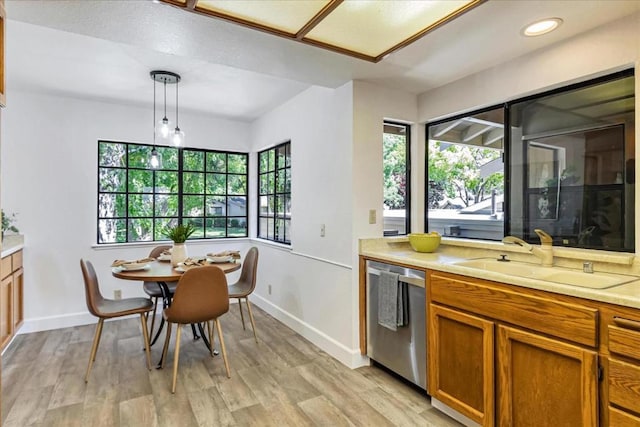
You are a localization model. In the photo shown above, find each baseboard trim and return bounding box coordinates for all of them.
[18,311,131,334]
[251,293,369,369]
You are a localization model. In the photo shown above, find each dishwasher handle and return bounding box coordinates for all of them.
[368,267,425,288]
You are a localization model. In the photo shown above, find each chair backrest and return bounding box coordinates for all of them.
[237,247,259,294]
[80,259,106,317]
[166,265,229,324]
[149,245,172,258]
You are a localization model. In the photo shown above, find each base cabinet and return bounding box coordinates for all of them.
[497,325,598,426]
[428,271,599,427]
[1,249,23,350]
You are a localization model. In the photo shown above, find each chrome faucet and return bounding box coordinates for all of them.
[502,229,553,267]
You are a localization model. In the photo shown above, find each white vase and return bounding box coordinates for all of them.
[171,242,188,266]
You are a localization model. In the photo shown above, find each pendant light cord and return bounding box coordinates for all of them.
[175,79,179,127]
[163,79,167,119]
[153,77,157,144]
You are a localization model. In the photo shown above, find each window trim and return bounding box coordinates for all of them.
[97,140,249,244]
[257,140,291,245]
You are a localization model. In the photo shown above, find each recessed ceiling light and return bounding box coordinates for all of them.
[522,18,563,37]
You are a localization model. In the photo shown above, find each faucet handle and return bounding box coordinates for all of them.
[534,229,553,245]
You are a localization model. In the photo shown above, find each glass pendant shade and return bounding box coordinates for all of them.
[149,147,162,169]
[156,116,173,142]
[172,127,185,146]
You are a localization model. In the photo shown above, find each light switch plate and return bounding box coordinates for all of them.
[369,209,376,224]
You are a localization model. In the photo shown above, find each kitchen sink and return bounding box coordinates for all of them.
[452,258,637,289]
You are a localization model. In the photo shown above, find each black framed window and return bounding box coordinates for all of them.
[97,141,248,244]
[383,121,411,235]
[425,69,635,252]
[258,141,291,244]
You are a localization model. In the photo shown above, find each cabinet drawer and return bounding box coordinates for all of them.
[609,318,640,361]
[12,250,22,270]
[1,255,11,279]
[609,358,640,414]
[609,406,640,427]
[429,272,598,347]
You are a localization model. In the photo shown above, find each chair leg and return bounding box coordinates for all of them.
[85,318,104,383]
[171,325,183,393]
[237,298,246,330]
[215,319,231,378]
[245,297,258,343]
[147,297,159,341]
[161,321,173,369]
[139,313,152,371]
[208,320,214,357]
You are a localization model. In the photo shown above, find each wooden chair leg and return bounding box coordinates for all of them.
[171,325,183,393]
[237,298,246,330]
[215,319,231,378]
[85,318,104,383]
[161,321,173,369]
[245,297,258,343]
[139,313,152,371]
[208,320,215,357]
[147,297,159,340]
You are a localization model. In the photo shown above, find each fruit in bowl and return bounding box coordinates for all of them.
[408,232,441,253]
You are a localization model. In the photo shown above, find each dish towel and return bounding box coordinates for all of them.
[378,271,407,331]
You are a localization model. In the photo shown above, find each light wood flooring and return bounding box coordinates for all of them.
[2,304,461,426]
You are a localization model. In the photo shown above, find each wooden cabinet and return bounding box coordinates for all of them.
[497,325,597,426]
[604,313,640,424]
[1,249,23,350]
[429,304,494,425]
[428,271,599,426]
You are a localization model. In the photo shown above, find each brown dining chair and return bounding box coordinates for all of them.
[161,265,231,393]
[228,247,259,343]
[143,245,177,340]
[80,259,153,382]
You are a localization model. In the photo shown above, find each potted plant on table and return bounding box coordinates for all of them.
[162,223,196,266]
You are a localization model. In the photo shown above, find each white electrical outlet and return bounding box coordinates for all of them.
[320,224,326,237]
[114,289,122,300]
[268,284,272,295]
[369,209,376,224]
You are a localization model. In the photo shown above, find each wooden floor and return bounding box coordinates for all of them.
[2,304,461,426]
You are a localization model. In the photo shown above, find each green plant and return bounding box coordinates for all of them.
[1,210,19,235]
[162,223,195,243]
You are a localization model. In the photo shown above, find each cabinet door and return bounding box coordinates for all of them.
[429,304,494,426]
[0,274,12,348]
[497,325,598,427]
[13,267,23,330]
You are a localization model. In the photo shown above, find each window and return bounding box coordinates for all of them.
[258,141,291,244]
[97,141,248,244]
[383,121,411,236]
[426,107,505,240]
[426,69,635,252]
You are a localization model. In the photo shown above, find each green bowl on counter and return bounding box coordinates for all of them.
[408,232,441,253]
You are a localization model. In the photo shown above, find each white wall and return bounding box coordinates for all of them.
[1,90,252,332]
[247,85,358,366]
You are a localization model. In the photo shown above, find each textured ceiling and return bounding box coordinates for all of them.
[6,0,640,121]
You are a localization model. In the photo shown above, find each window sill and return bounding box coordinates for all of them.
[92,237,251,250]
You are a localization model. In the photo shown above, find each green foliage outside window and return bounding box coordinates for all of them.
[97,141,248,244]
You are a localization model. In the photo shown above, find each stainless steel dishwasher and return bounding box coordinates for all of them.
[366,260,426,390]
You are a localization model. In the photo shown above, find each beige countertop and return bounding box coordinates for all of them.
[360,237,640,310]
[1,235,24,258]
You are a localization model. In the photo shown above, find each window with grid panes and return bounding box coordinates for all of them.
[258,141,291,244]
[97,141,248,244]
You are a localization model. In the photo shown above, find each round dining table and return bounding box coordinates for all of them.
[112,259,241,365]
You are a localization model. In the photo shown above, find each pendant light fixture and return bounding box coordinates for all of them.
[150,70,184,146]
[149,72,162,169]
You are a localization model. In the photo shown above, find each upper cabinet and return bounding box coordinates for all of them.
[0,0,5,107]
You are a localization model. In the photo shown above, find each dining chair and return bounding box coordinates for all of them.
[161,265,231,393]
[80,259,153,382]
[228,246,259,343]
[143,245,177,341]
